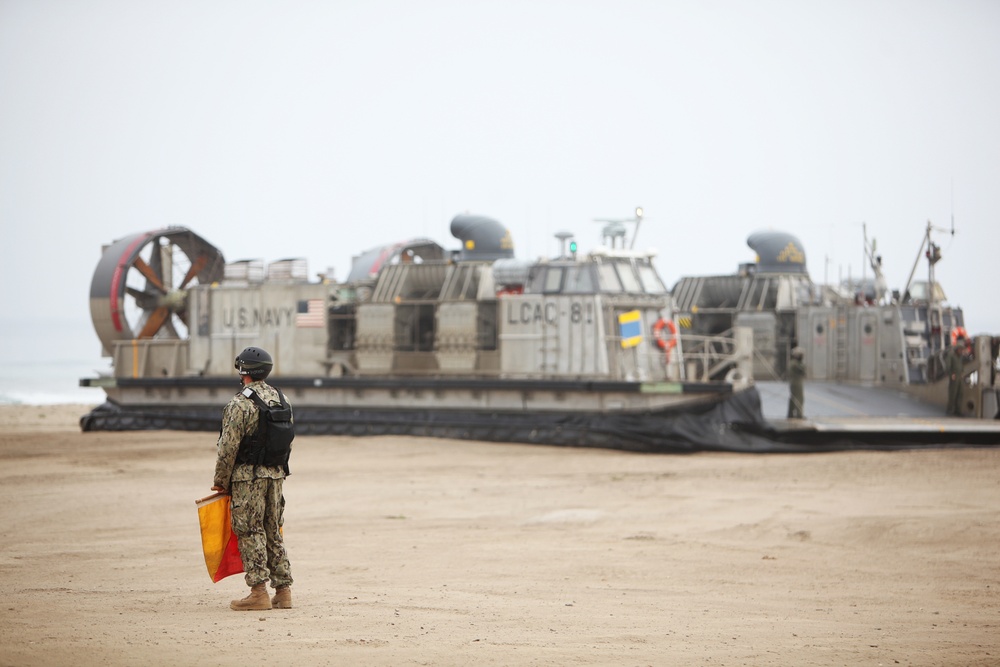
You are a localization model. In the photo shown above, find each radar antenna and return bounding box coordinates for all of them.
[593,207,645,249]
[554,231,576,258]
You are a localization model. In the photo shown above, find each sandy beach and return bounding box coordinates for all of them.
[0,403,997,666]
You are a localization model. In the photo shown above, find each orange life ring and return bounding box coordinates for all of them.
[950,326,969,346]
[652,318,678,360]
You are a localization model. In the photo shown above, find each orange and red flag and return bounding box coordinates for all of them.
[195,493,243,583]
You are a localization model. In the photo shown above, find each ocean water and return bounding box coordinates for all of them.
[1,317,111,406]
[1,357,110,405]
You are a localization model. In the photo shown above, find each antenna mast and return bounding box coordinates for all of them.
[593,207,645,249]
[950,179,956,237]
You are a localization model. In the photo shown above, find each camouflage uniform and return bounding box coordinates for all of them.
[787,357,806,419]
[946,343,965,416]
[214,380,293,588]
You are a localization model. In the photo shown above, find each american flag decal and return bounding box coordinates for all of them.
[296,299,325,328]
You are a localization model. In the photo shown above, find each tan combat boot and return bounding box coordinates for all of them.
[271,585,292,609]
[230,583,271,611]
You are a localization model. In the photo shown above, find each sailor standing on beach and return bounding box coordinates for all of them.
[211,346,294,611]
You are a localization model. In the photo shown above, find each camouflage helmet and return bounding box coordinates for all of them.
[235,347,273,380]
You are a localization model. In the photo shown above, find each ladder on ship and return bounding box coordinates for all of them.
[834,306,848,381]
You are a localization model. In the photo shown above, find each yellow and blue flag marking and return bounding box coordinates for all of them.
[618,310,643,348]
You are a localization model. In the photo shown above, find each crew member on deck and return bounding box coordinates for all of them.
[946,336,967,417]
[787,347,806,419]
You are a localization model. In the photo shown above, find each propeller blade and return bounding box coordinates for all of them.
[179,254,210,289]
[133,257,167,293]
[138,306,170,339]
[126,286,160,310]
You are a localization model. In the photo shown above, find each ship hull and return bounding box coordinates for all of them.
[80,377,1000,452]
[79,376,780,453]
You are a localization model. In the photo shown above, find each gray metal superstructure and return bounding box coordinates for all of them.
[672,223,999,420]
[81,214,761,451]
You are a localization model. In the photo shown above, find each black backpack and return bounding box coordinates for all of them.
[235,387,294,474]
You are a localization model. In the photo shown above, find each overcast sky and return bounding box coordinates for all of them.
[2,0,999,366]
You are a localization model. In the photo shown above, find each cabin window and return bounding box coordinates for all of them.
[615,262,642,293]
[543,268,564,293]
[636,263,667,294]
[596,263,623,292]
[563,266,596,294]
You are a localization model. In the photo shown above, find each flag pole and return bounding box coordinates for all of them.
[195,491,227,505]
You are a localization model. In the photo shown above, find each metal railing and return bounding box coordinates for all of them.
[677,327,753,386]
